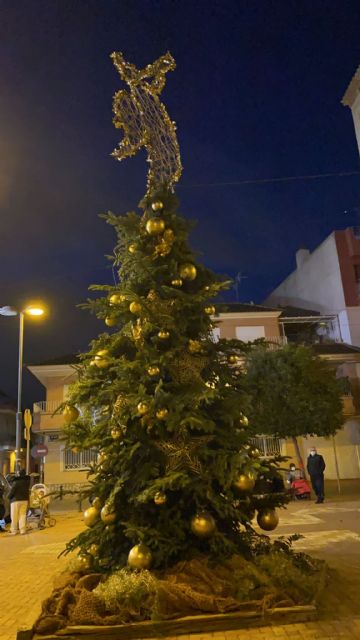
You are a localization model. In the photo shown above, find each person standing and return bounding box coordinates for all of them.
[307,447,326,503]
[8,468,30,535]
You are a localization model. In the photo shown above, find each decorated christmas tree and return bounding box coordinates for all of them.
[61,52,289,574]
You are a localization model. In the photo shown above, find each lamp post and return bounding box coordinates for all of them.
[0,304,45,473]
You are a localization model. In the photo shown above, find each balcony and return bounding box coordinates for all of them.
[249,435,283,458]
[32,400,64,432]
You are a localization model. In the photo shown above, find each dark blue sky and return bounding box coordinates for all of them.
[0,0,359,403]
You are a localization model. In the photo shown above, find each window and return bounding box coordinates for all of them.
[354,265,360,295]
[235,326,265,341]
[62,448,98,471]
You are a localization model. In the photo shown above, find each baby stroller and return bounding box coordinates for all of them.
[27,484,56,529]
[291,477,311,500]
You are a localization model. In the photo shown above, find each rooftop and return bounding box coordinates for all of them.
[27,354,80,367]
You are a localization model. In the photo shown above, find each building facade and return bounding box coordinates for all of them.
[0,390,16,475]
[264,227,360,347]
[28,304,360,486]
[342,65,360,156]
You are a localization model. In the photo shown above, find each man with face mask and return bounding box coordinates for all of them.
[307,447,326,503]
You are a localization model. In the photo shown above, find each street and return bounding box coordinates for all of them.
[0,498,360,640]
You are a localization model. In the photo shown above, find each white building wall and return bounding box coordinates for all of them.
[265,233,345,314]
[350,91,360,155]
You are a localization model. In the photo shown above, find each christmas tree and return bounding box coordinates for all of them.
[62,52,289,573]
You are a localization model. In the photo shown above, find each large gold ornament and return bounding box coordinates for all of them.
[257,509,279,531]
[228,354,237,364]
[234,474,255,493]
[128,543,153,570]
[156,407,168,420]
[137,401,149,415]
[147,365,160,377]
[111,52,182,196]
[179,263,197,281]
[100,505,117,524]
[109,294,126,305]
[129,301,142,314]
[83,506,100,527]
[151,201,164,212]
[146,218,165,235]
[76,554,92,572]
[239,414,249,427]
[158,330,170,340]
[63,405,79,424]
[94,349,110,369]
[105,317,117,327]
[111,427,123,439]
[128,243,138,254]
[171,278,183,287]
[154,491,167,505]
[204,305,216,315]
[191,512,216,538]
[188,339,203,354]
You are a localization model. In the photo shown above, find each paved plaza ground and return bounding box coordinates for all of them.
[1,491,360,640]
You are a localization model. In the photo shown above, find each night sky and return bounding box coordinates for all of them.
[0,0,359,405]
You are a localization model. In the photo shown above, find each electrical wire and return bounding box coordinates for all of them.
[180,170,360,189]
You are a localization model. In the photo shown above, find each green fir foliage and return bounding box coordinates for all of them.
[62,188,289,571]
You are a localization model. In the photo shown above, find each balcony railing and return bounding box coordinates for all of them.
[249,435,282,458]
[33,400,62,414]
[263,336,288,350]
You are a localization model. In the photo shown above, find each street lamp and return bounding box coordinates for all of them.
[0,303,46,473]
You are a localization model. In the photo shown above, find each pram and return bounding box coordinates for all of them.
[27,483,56,529]
[290,478,311,500]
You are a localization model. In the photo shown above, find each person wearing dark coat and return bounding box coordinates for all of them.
[307,447,326,503]
[8,469,30,534]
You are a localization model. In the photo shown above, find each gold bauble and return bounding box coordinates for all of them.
[128,243,138,254]
[188,339,202,353]
[88,543,99,556]
[137,401,149,415]
[179,263,197,281]
[105,316,117,327]
[98,451,107,464]
[146,218,165,235]
[109,294,125,305]
[63,405,79,424]
[151,201,164,211]
[147,365,160,377]
[158,330,170,340]
[89,359,96,366]
[190,512,216,539]
[257,509,279,531]
[83,506,100,527]
[239,414,249,427]
[171,278,183,287]
[234,474,255,493]
[94,349,110,369]
[154,491,167,505]
[228,354,237,364]
[156,408,168,420]
[204,305,216,315]
[129,301,142,314]
[128,543,152,570]
[111,427,123,439]
[76,554,92,571]
[92,497,102,511]
[100,506,116,524]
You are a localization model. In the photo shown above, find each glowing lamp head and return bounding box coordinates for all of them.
[25,305,45,317]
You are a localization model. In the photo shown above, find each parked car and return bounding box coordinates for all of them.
[0,473,11,522]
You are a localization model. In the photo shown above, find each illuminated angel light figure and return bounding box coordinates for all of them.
[111,51,182,195]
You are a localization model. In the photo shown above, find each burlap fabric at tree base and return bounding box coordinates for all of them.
[34,557,293,635]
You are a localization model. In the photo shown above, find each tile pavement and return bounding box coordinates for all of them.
[1,502,360,640]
